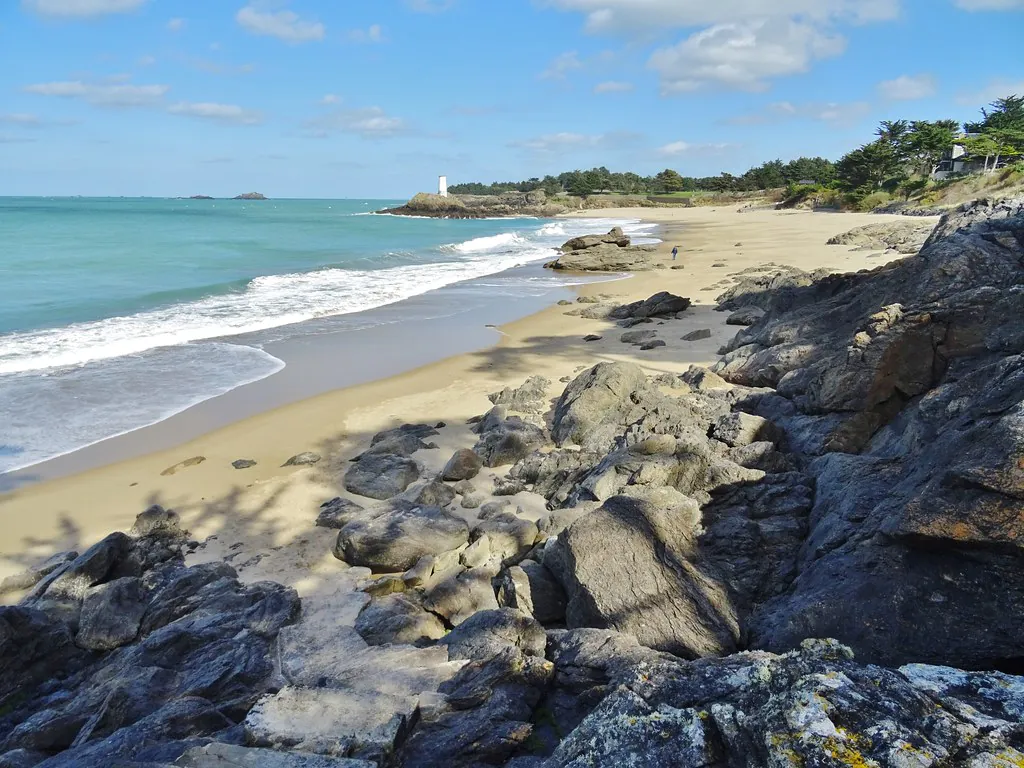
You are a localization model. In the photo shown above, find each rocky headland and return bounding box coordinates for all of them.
[380,191,568,219]
[4,198,1024,766]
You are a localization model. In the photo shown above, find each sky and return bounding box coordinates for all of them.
[0,0,1022,198]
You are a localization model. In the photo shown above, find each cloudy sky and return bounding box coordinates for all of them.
[1,0,1022,198]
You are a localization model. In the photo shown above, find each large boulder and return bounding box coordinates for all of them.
[334,503,470,572]
[496,560,567,624]
[827,219,935,253]
[75,576,147,650]
[440,449,483,482]
[344,454,421,500]
[439,608,546,661]
[551,362,649,448]
[546,639,1024,767]
[472,411,547,468]
[545,244,656,272]
[545,490,740,658]
[354,593,446,646]
[488,376,551,414]
[560,227,631,252]
[609,291,691,320]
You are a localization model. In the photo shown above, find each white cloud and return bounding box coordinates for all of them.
[167,17,185,32]
[305,106,405,138]
[235,5,325,44]
[0,113,41,126]
[594,80,634,93]
[729,99,871,124]
[540,51,584,80]
[878,74,936,100]
[543,0,900,33]
[405,0,455,10]
[656,140,731,156]
[956,79,1024,105]
[320,94,341,105]
[168,101,263,125]
[21,0,145,17]
[648,19,845,93]
[349,24,384,43]
[137,55,156,66]
[24,80,169,107]
[508,132,608,152]
[953,0,1024,9]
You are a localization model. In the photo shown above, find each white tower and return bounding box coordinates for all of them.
[438,175,448,197]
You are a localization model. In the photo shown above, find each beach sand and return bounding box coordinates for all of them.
[0,205,927,597]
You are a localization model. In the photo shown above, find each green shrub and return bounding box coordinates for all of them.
[855,191,892,211]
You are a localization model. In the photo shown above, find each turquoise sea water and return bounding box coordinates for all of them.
[0,197,657,473]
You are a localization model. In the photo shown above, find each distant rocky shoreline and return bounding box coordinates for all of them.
[4,198,1024,766]
[379,190,568,219]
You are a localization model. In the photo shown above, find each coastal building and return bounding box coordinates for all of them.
[438,175,448,197]
[932,134,1007,179]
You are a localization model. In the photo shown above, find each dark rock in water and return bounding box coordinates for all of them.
[159,456,206,476]
[75,576,146,650]
[639,339,666,350]
[726,305,766,326]
[681,328,712,341]
[582,334,602,342]
[610,291,691,320]
[546,490,740,657]
[232,459,257,470]
[282,452,320,467]
[561,227,631,252]
[355,593,446,646]
[488,375,551,414]
[315,497,366,529]
[381,190,567,219]
[335,502,469,572]
[440,608,546,661]
[546,639,1024,767]
[344,453,420,500]
[441,448,483,482]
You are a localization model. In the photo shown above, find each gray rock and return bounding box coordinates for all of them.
[582,334,602,342]
[827,220,934,253]
[639,339,666,350]
[413,481,457,507]
[354,593,446,646]
[130,505,186,539]
[620,330,656,345]
[681,328,712,341]
[0,552,77,595]
[315,497,367,529]
[440,449,482,482]
[561,227,630,252]
[726,305,766,326]
[75,576,146,651]
[176,743,374,767]
[232,459,257,469]
[460,493,484,510]
[471,513,539,567]
[43,532,132,600]
[545,491,739,657]
[712,411,782,447]
[422,567,500,626]
[344,454,421,500]
[335,503,469,572]
[610,291,691,320]
[496,560,567,624]
[283,452,321,467]
[547,244,656,272]
[546,639,1024,768]
[440,608,546,661]
[473,415,547,468]
[488,376,551,414]
[551,362,649,448]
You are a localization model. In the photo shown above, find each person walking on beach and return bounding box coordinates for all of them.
[671,245,679,261]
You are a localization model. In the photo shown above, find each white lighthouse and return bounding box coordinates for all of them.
[438,175,448,197]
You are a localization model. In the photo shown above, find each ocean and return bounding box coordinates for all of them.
[0,197,657,475]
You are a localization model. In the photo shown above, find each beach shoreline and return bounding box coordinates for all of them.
[0,205,925,583]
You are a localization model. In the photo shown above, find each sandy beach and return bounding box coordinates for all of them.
[0,205,917,589]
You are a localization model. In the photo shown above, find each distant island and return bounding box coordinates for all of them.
[189,195,214,200]
[234,192,267,200]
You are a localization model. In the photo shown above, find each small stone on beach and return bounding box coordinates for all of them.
[160,456,206,476]
[583,334,602,342]
[682,329,713,341]
[283,452,321,467]
[232,459,257,470]
[640,340,667,351]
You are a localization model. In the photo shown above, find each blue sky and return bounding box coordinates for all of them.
[0,0,1021,198]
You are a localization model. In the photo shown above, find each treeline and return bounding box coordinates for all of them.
[448,157,836,198]
[448,95,1024,204]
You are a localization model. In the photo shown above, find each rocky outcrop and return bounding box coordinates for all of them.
[380,191,567,219]
[827,220,936,253]
[542,226,656,272]
[547,639,1024,767]
[234,192,267,200]
[0,506,300,767]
